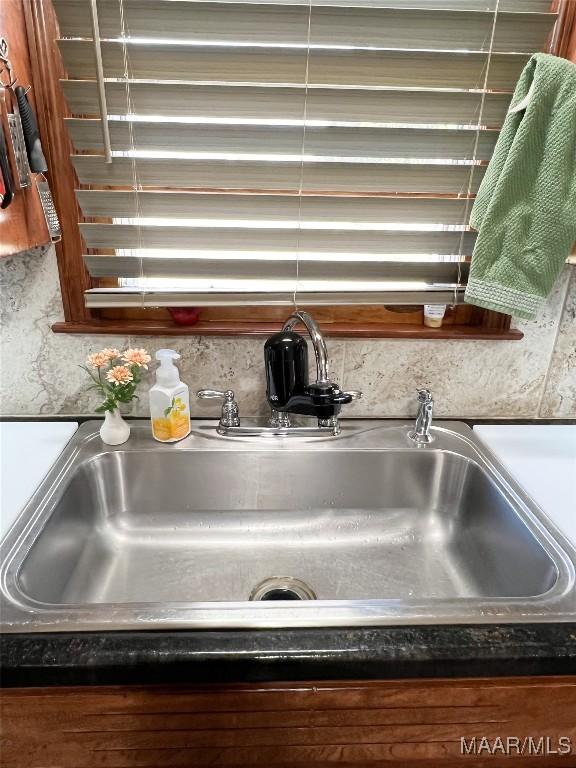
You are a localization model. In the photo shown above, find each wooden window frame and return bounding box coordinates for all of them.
[554,0,576,61]
[28,0,576,340]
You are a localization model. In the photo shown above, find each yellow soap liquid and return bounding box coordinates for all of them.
[150,392,191,442]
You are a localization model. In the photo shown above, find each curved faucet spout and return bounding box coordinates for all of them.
[282,310,329,384]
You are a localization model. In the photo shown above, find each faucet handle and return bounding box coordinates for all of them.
[197,389,235,402]
[197,389,240,427]
[329,388,363,404]
[409,387,434,444]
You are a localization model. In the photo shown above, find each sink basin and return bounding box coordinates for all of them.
[18,451,557,605]
[1,421,574,631]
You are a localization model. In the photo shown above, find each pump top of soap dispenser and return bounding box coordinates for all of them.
[155,349,181,387]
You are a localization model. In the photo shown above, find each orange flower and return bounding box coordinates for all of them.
[101,348,121,361]
[86,351,108,369]
[122,348,152,369]
[105,365,134,386]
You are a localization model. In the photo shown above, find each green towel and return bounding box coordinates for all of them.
[465,53,576,320]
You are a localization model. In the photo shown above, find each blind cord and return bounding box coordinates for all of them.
[455,0,501,307]
[293,0,313,312]
[118,0,145,307]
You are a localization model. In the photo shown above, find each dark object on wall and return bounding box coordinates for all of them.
[36,176,61,241]
[0,1,51,255]
[15,84,47,172]
[7,111,31,188]
[0,121,14,209]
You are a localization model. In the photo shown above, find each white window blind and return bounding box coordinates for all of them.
[52,0,558,308]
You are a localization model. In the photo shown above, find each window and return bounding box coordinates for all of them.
[24,0,570,337]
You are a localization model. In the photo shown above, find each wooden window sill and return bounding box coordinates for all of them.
[52,320,524,340]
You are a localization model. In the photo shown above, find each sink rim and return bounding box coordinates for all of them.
[1,419,575,632]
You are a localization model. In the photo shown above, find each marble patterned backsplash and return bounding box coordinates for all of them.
[1,246,574,418]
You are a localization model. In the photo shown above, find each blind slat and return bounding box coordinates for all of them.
[54,0,555,11]
[85,252,469,281]
[55,1,555,54]
[72,155,486,194]
[85,284,465,308]
[79,222,476,254]
[76,190,474,225]
[67,118,498,161]
[62,80,513,127]
[59,40,530,91]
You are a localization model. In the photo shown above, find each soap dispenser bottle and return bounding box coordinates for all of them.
[149,349,191,442]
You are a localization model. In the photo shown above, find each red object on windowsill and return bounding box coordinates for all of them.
[167,307,201,326]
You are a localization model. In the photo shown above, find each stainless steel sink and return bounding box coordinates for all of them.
[1,420,575,631]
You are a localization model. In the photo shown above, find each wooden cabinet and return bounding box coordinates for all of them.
[2,677,576,767]
[0,0,50,257]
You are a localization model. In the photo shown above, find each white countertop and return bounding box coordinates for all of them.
[0,421,574,546]
[0,422,78,540]
[475,425,576,545]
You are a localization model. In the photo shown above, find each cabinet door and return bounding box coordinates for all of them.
[2,677,576,767]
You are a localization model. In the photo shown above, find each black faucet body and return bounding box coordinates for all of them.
[264,331,350,419]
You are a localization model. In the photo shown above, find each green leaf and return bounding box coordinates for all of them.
[163,396,176,418]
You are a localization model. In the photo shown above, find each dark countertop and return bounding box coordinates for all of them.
[3,623,576,687]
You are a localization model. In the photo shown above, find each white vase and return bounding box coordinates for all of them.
[99,409,130,445]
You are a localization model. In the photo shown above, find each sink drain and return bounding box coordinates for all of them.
[249,577,317,601]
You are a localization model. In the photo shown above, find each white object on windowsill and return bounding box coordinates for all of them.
[423,304,446,328]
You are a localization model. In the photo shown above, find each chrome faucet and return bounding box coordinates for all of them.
[264,309,361,429]
[409,388,434,444]
[282,311,330,383]
[198,310,361,437]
